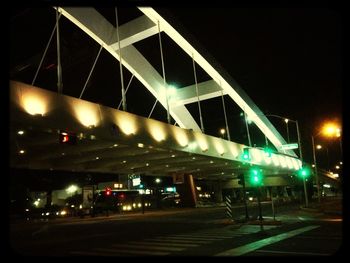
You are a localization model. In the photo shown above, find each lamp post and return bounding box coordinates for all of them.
[312,121,342,203]
[311,135,321,203]
[257,114,307,207]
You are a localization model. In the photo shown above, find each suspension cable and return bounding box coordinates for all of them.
[243,106,252,147]
[56,8,63,93]
[157,21,170,124]
[192,53,204,133]
[79,45,103,99]
[118,74,134,109]
[115,7,127,111]
[32,13,62,86]
[148,99,158,118]
[220,88,231,141]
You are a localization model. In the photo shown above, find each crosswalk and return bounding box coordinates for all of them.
[70,225,277,256]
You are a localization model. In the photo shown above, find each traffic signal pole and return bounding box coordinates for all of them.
[240,174,249,221]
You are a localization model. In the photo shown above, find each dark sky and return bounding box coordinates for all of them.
[9,6,343,168]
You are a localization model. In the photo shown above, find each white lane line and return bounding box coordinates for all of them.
[145,238,210,244]
[95,247,169,256]
[129,240,199,248]
[254,249,330,256]
[164,236,223,241]
[171,234,229,239]
[129,241,199,248]
[111,243,185,252]
[216,225,320,256]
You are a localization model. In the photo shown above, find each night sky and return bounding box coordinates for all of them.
[9,6,343,169]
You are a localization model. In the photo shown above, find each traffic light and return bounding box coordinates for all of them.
[242,147,250,161]
[297,167,310,179]
[105,187,112,196]
[249,168,263,186]
[59,130,77,145]
[264,147,273,157]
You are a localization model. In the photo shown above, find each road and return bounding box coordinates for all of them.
[9,201,343,256]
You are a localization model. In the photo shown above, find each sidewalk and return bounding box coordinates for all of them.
[300,197,342,215]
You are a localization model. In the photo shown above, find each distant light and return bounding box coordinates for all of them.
[220,128,225,135]
[155,178,161,183]
[122,160,127,164]
[340,162,343,165]
[171,154,176,158]
[19,150,25,154]
[335,165,340,169]
[113,144,118,147]
[17,130,24,135]
[333,173,339,178]
[95,157,99,160]
[316,145,322,150]
[312,164,315,168]
[146,163,149,166]
[137,143,144,148]
[165,164,169,167]
[66,185,78,194]
[284,118,289,123]
[210,160,214,164]
[192,157,196,160]
[323,184,331,188]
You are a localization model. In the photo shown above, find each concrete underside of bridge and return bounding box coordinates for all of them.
[10,81,338,207]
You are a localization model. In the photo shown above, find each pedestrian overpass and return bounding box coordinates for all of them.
[10,7,311,205]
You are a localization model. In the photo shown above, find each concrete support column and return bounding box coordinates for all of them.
[175,174,197,207]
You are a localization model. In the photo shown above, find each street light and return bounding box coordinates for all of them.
[260,114,307,207]
[220,128,226,139]
[245,112,307,207]
[312,121,342,203]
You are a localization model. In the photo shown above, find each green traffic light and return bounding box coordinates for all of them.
[242,148,250,161]
[249,168,263,186]
[264,147,273,157]
[297,167,310,179]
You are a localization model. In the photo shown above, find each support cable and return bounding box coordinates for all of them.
[192,53,204,133]
[79,45,103,99]
[157,21,170,124]
[220,81,231,141]
[148,99,158,118]
[115,7,127,111]
[118,74,135,109]
[56,8,63,93]
[32,13,62,86]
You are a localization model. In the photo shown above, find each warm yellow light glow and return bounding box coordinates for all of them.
[137,143,144,148]
[284,118,289,123]
[322,122,341,138]
[251,148,262,163]
[229,144,239,158]
[17,130,24,135]
[22,93,47,116]
[316,145,322,150]
[220,128,226,135]
[66,185,78,194]
[173,128,189,147]
[73,102,99,127]
[292,159,301,170]
[19,150,25,154]
[335,165,340,169]
[286,157,294,169]
[115,113,137,135]
[263,153,272,165]
[148,122,166,142]
[194,133,208,152]
[214,141,225,156]
[278,156,287,168]
[271,154,280,166]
